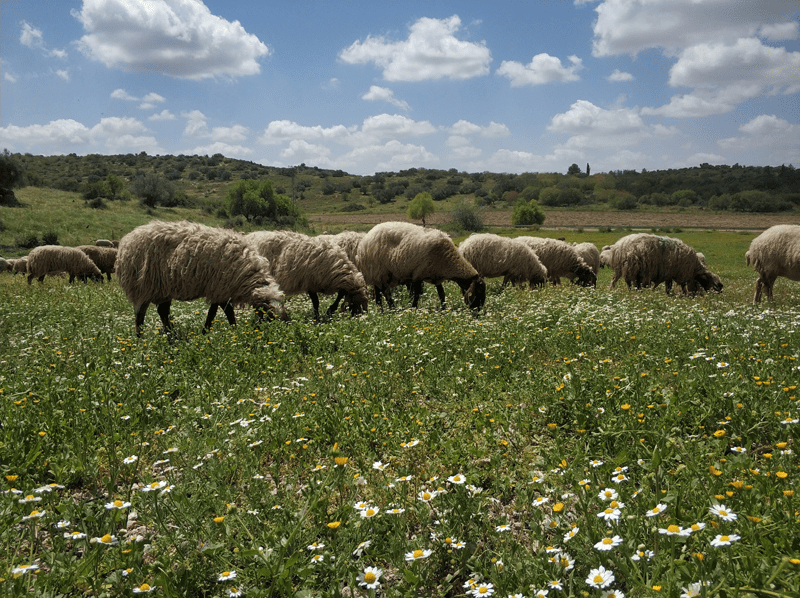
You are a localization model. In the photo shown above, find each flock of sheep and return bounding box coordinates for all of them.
[1,222,799,336]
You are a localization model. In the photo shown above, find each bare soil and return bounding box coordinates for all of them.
[309,210,796,231]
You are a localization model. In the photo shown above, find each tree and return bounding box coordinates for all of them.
[0,149,25,206]
[511,198,545,225]
[131,172,176,207]
[567,163,582,176]
[227,179,305,226]
[450,198,484,232]
[407,192,435,226]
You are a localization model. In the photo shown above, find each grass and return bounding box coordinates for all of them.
[1,230,799,597]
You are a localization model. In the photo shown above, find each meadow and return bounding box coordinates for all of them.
[1,229,799,598]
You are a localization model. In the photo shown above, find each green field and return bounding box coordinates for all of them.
[1,223,799,597]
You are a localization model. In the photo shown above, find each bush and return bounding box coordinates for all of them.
[538,187,560,206]
[42,231,59,245]
[340,203,366,212]
[16,233,41,249]
[227,179,305,227]
[131,173,177,207]
[0,149,25,206]
[450,199,484,232]
[611,192,638,210]
[511,199,545,225]
[407,192,435,225]
[708,194,731,211]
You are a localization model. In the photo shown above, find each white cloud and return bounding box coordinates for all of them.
[0,119,92,148]
[112,89,167,110]
[279,140,333,166]
[104,134,164,154]
[111,88,137,101]
[360,114,437,138]
[339,15,491,81]
[148,110,176,122]
[73,0,271,79]
[210,125,249,144]
[759,21,799,41]
[717,114,800,161]
[497,53,582,86]
[180,110,248,144]
[20,20,67,59]
[183,142,253,159]
[182,110,209,137]
[55,69,70,82]
[449,120,510,138]
[361,86,410,111]
[642,37,800,118]
[607,69,634,82]
[90,116,147,137]
[4,72,18,83]
[258,120,354,145]
[589,0,796,57]
[341,140,439,171]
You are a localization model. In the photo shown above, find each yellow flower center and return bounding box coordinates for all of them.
[719,510,728,517]
[366,509,375,516]
[100,534,112,543]
[667,525,681,533]
[720,535,730,541]
[114,500,123,507]
[478,588,489,595]
[139,584,150,591]
[364,572,376,583]
[594,575,604,583]
[221,572,230,578]
[412,549,423,558]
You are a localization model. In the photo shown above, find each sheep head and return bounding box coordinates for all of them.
[460,276,486,311]
[347,286,370,316]
[574,267,597,288]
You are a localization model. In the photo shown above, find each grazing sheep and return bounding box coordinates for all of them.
[5,257,29,276]
[458,233,548,288]
[76,245,117,281]
[607,233,722,295]
[572,242,601,274]
[599,245,614,269]
[746,224,800,304]
[0,258,10,273]
[356,221,485,310]
[249,232,369,319]
[26,246,103,285]
[95,239,114,247]
[515,237,597,287]
[317,231,366,264]
[117,221,288,336]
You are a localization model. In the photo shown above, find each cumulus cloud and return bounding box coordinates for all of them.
[112,89,167,110]
[183,142,253,159]
[148,110,176,122]
[259,120,355,145]
[55,69,70,82]
[717,114,800,161]
[759,21,799,41]
[20,21,67,59]
[361,86,410,111]
[339,15,491,81]
[72,0,271,79]
[642,37,800,118]
[341,140,439,171]
[181,110,248,143]
[589,0,796,57]
[111,88,137,101]
[360,114,437,139]
[497,53,582,86]
[449,120,510,138]
[0,119,92,148]
[607,69,634,82]
[279,140,333,166]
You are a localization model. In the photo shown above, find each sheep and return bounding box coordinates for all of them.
[458,233,548,288]
[572,242,601,274]
[117,221,288,336]
[4,257,29,276]
[355,221,485,311]
[26,246,103,285]
[599,245,614,268]
[95,239,114,247]
[248,231,369,319]
[515,236,597,287]
[76,245,117,281]
[607,233,722,295]
[0,258,10,273]
[317,231,366,264]
[745,224,800,304]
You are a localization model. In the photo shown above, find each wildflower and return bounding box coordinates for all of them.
[589,459,604,467]
[227,589,242,598]
[448,474,466,484]
[372,461,388,471]
[611,473,628,484]
[141,481,167,493]
[681,582,708,597]
[586,565,615,589]
[132,583,155,593]
[218,571,237,582]
[386,507,406,514]
[55,520,70,529]
[597,507,621,523]
[563,527,579,542]
[710,533,741,547]
[405,548,432,561]
[418,489,438,502]
[92,534,118,545]
[659,525,690,537]
[532,496,549,507]
[123,455,138,464]
[467,484,484,495]
[22,510,46,520]
[353,540,372,556]
[105,499,131,510]
[550,551,575,571]
[709,504,737,521]
[646,504,667,517]
[19,494,41,503]
[689,522,706,533]
[310,554,324,564]
[307,541,325,551]
[594,535,623,551]
[403,439,420,448]
[357,566,383,590]
[359,506,380,519]
[598,488,618,501]
[64,531,87,540]
[631,547,654,561]
[327,521,341,529]
[453,540,466,549]
[395,475,413,482]
[354,501,370,510]
[11,564,39,578]
[469,582,495,597]
[547,580,564,590]
[601,591,625,598]
[495,523,511,532]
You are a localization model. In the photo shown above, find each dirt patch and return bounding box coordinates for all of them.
[309,210,795,231]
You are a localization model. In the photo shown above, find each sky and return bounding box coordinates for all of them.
[1,0,798,175]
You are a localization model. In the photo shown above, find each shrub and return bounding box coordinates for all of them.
[16,233,41,249]
[708,194,731,211]
[511,199,545,226]
[227,179,305,227]
[131,172,177,207]
[340,203,366,212]
[42,231,59,245]
[450,198,484,232]
[0,149,25,206]
[538,187,560,206]
[611,192,638,210]
[407,192,435,225]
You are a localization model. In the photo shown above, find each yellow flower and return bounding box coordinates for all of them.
[693,552,705,561]
[553,502,564,513]
[783,490,794,497]
[713,430,726,438]
[213,516,225,523]
[621,404,631,410]
[334,457,348,466]
[327,521,341,529]
[747,516,762,523]
[790,558,800,565]
[547,423,557,429]
[5,475,18,482]
[776,471,788,479]
[652,585,662,591]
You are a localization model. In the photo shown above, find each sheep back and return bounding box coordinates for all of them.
[458,233,547,286]
[245,230,309,265]
[11,257,29,275]
[27,246,102,282]
[516,236,596,286]
[746,224,800,302]
[572,242,601,274]
[95,239,114,247]
[76,245,117,277]
[317,231,366,264]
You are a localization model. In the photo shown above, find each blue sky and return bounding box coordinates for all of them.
[1,0,798,175]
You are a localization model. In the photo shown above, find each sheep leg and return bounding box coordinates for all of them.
[156,301,174,333]
[27,273,35,285]
[435,283,447,310]
[106,272,112,282]
[222,302,236,326]
[765,275,776,301]
[308,291,321,320]
[325,290,346,316]
[410,281,424,308]
[203,303,220,332]
[134,302,150,337]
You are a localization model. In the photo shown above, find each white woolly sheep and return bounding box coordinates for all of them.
[607,233,722,295]
[26,246,103,285]
[0,258,10,273]
[515,237,597,287]
[599,245,614,269]
[458,233,548,288]
[76,245,117,281]
[95,239,114,247]
[317,231,366,265]
[117,221,288,336]
[355,221,485,310]
[5,257,29,275]
[572,242,601,274]
[248,231,369,319]
[745,224,800,304]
